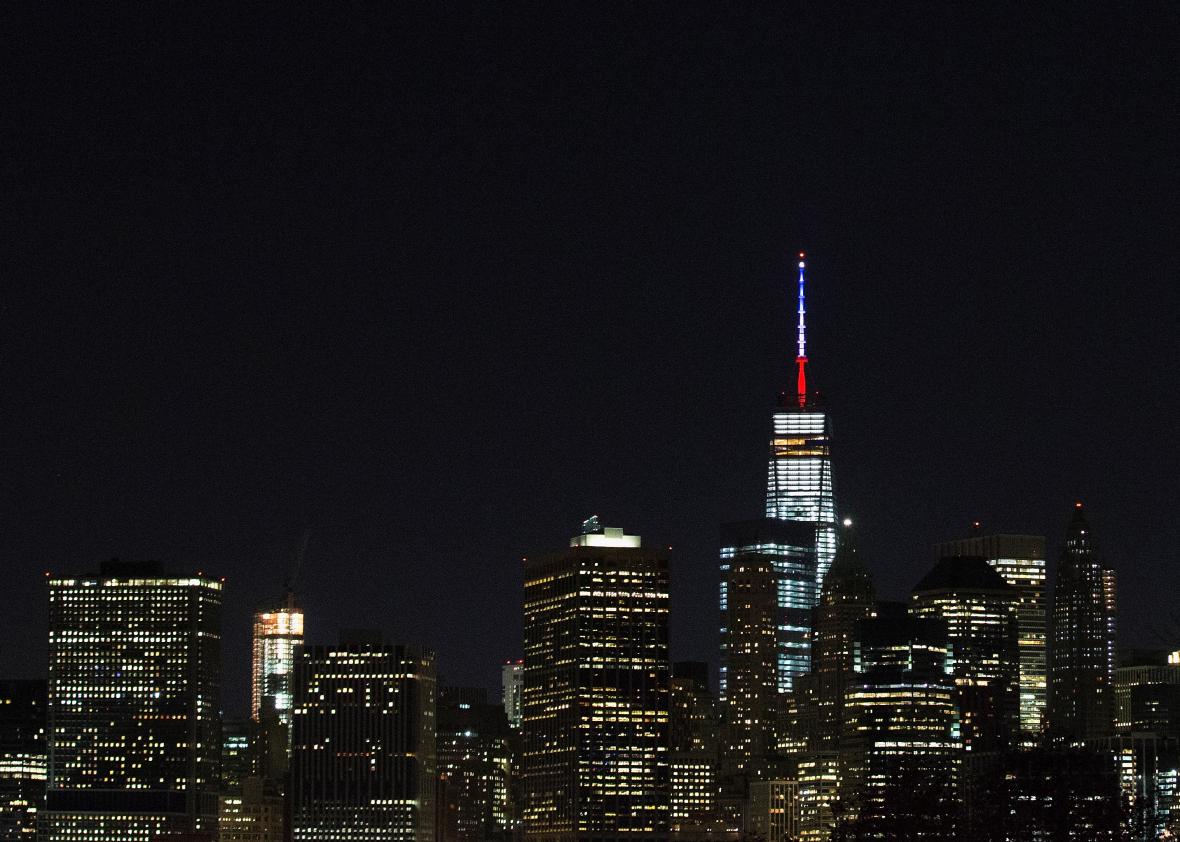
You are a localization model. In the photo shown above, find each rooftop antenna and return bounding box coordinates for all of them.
[795,253,808,407]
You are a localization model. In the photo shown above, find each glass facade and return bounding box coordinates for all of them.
[251,591,304,729]
[719,519,817,701]
[766,407,838,590]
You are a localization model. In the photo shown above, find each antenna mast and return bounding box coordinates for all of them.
[795,253,808,407]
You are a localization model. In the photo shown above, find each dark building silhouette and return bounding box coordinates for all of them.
[1050,503,1117,744]
[810,526,875,747]
[436,687,512,842]
[911,555,1020,752]
[0,680,46,840]
[290,632,436,841]
[668,663,720,836]
[521,521,670,842]
[841,606,960,837]
[43,560,222,841]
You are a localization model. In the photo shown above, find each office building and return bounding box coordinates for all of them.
[42,561,221,841]
[668,663,719,835]
[1114,650,1180,735]
[0,680,46,840]
[795,752,840,842]
[720,518,817,702]
[810,526,875,746]
[1050,503,1117,743]
[745,780,799,842]
[842,610,960,836]
[290,632,436,842]
[936,531,1047,740]
[252,589,303,730]
[521,520,670,841]
[501,661,524,730]
[719,519,815,777]
[765,256,839,591]
[911,555,1020,751]
[218,777,285,842]
[436,687,512,842]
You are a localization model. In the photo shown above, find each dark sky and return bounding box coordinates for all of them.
[4,5,1178,716]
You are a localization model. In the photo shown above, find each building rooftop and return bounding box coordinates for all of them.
[912,555,1011,594]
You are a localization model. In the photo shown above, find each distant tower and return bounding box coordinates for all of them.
[521,521,670,841]
[766,254,839,591]
[911,555,1021,751]
[501,660,523,730]
[936,532,1047,741]
[252,589,304,730]
[811,524,876,746]
[1050,503,1116,743]
[718,517,817,778]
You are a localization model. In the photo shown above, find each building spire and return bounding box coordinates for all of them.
[795,253,808,407]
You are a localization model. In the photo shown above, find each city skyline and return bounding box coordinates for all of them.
[3,5,1176,713]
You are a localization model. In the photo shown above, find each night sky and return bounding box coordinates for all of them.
[4,6,1178,716]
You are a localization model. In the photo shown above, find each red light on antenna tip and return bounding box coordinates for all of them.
[798,252,805,258]
[1074,501,1083,509]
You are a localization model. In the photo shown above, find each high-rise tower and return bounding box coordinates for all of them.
[811,524,876,746]
[765,255,839,591]
[290,632,436,841]
[252,589,304,731]
[936,532,1047,741]
[43,560,222,841]
[521,520,670,842]
[1049,503,1116,743]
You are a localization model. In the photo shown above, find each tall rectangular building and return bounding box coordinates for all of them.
[290,633,436,842]
[501,661,523,730]
[0,680,47,840]
[936,532,1047,740]
[1050,504,1117,743]
[252,590,304,730]
[521,520,670,842]
[436,686,512,842]
[43,560,222,841]
[719,519,817,700]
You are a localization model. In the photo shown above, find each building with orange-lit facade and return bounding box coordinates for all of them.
[252,591,303,729]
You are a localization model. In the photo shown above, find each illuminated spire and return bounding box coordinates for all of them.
[795,253,808,407]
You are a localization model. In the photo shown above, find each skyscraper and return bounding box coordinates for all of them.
[810,525,875,746]
[911,555,1020,751]
[501,661,523,730]
[1050,503,1117,744]
[765,255,839,591]
[842,608,960,835]
[668,663,720,836]
[436,686,512,842]
[290,632,436,842]
[521,520,670,842]
[43,560,222,841]
[936,532,1047,741]
[719,518,816,775]
[252,589,304,730]
[0,680,46,840]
